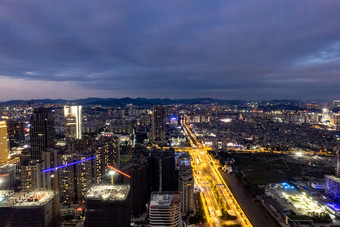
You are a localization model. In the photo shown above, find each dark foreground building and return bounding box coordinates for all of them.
[0,191,58,227]
[85,185,131,227]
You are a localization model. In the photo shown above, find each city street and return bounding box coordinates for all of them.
[181,119,252,227]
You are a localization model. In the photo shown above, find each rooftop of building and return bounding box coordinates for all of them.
[150,192,181,208]
[0,191,53,207]
[85,184,130,201]
[60,202,83,210]
[325,175,340,182]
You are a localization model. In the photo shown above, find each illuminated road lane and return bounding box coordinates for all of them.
[181,119,253,227]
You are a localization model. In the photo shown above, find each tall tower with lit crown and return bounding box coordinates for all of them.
[0,121,9,162]
[64,105,82,139]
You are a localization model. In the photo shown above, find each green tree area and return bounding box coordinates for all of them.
[196,192,207,224]
[208,179,237,221]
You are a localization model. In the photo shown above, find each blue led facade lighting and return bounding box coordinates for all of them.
[42,156,97,173]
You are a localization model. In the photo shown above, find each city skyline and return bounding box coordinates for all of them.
[0,1,339,100]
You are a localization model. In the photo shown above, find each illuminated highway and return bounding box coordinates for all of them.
[180,119,252,227]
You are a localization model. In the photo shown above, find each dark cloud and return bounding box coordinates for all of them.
[0,0,339,100]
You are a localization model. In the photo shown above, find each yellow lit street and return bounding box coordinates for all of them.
[181,119,252,227]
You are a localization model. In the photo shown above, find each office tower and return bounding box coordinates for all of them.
[149,192,182,227]
[151,106,166,145]
[7,120,25,150]
[322,108,331,122]
[178,152,195,214]
[85,185,130,227]
[30,108,55,160]
[0,191,59,227]
[150,148,178,192]
[64,105,82,139]
[0,121,9,162]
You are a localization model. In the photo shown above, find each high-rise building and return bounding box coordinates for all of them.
[57,149,97,203]
[30,108,55,160]
[151,106,166,145]
[149,192,182,227]
[75,151,97,202]
[64,106,82,139]
[21,149,58,192]
[150,148,178,192]
[178,152,195,215]
[95,136,120,183]
[85,185,130,227]
[21,160,44,191]
[322,108,332,123]
[58,149,76,203]
[0,121,9,162]
[7,120,25,150]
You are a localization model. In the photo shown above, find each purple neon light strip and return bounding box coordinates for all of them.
[42,156,97,173]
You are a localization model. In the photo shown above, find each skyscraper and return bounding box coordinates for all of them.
[151,106,166,145]
[0,121,9,162]
[64,105,82,139]
[30,108,55,160]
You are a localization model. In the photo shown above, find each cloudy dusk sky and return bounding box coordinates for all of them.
[0,1,339,101]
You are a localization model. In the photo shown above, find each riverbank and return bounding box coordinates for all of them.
[221,172,280,227]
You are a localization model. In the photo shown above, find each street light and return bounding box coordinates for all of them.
[109,170,116,185]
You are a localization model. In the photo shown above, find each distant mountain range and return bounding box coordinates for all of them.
[0,97,319,107]
[0,97,243,106]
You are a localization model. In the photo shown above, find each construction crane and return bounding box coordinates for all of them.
[42,156,97,227]
[107,165,131,179]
